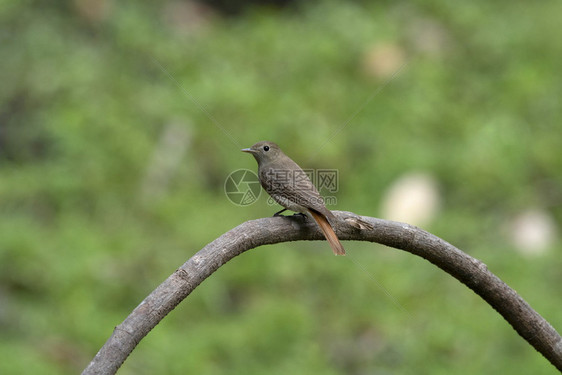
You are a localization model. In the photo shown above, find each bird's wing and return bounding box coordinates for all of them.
[260,163,334,219]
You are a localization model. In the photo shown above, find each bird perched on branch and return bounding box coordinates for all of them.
[242,141,345,256]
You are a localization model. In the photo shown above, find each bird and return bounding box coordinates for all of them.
[242,141,345,256]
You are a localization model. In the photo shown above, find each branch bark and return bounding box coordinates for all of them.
[82,211,562,374]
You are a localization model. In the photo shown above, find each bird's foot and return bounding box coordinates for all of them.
[273,208,288,217]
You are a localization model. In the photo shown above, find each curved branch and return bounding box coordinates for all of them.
[82,211,562,374]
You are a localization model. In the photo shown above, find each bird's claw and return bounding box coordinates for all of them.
[273,208,288,217]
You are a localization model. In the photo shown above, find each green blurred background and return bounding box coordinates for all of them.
[1,0,561,373]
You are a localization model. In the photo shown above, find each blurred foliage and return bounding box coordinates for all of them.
[1,0,561,374]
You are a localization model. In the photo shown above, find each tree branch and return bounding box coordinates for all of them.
[82,211,562,374]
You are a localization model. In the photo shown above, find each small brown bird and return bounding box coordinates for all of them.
[242,141,345,256]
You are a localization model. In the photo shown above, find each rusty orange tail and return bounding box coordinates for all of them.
[308,210,346,256]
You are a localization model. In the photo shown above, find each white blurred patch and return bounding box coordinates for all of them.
[163,1,215,35]
[362,42,406,80]
[509,209,557,256]
[381,172,440,227]
[407,18,450,57]
[140,122,190,201]
[73,0,112,23]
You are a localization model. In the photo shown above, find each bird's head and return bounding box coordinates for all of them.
[241,141,282,165]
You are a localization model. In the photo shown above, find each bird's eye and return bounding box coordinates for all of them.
[263,145,270,151]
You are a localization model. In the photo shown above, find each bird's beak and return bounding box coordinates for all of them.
[241,148,255,153]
